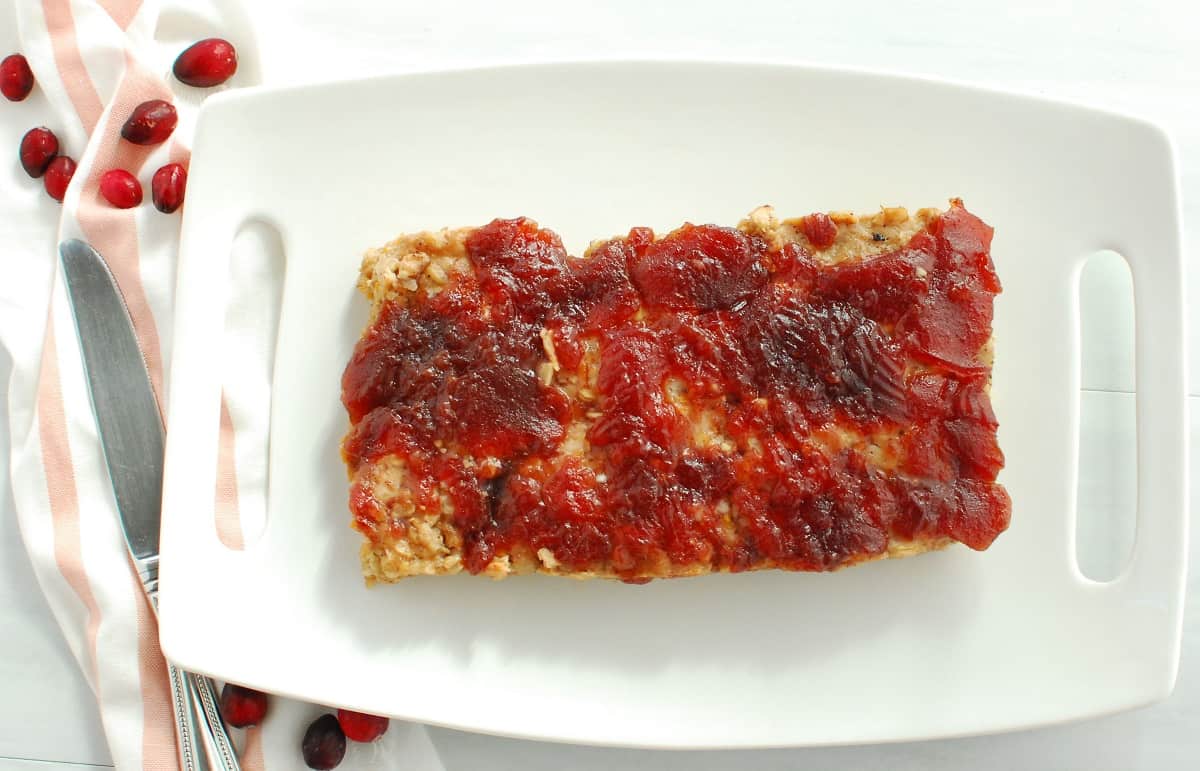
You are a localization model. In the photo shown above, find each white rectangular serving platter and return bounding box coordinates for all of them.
[160,61,1187,749]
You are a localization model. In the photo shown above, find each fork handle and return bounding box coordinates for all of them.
[167,662,242,771]
[144,556,241,769]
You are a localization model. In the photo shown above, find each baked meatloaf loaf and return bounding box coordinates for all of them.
[341,201,1010,584]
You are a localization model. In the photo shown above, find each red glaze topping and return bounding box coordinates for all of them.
[343,204,1010,580]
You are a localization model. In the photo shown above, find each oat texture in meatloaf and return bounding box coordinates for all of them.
[341,201,1010,584]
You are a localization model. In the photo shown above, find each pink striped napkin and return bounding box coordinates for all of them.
[1,1,445,768]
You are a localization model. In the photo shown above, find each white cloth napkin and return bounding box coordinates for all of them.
[0,1,444,768]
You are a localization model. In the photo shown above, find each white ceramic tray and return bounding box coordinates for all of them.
[160,62,1187,748]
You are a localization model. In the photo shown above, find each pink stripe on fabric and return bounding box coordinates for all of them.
[214,394,245,550]
[73,51,174,404]
[71,61,180,769]
[131,571,178,770]
[242,725,266,771]
[42,0,104,133]
[97,0,143,30]
[37,324,103,685]
[43,26,179,766]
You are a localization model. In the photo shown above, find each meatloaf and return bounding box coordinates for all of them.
[341,201,1010,584]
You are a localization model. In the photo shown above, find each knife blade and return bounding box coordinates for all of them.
[58,239,164,575]
[59,238,240,771]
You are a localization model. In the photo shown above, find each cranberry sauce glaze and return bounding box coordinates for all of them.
[342,202,1010,580]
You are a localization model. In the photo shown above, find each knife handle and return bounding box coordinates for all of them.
[167,658,243,770]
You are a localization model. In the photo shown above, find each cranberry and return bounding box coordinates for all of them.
[218,684,269,728]
[151,163,187,213]
[800,212,838,250]
[19,127,58,177]
[301,714,346,770]
[173,38,238,87]
[99,169,143,208]
[43,155,76,202]
[120,99,177,145]
[1,54,34,101]
[336,709,389,742]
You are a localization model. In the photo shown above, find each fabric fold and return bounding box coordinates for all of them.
[1,2,445,768]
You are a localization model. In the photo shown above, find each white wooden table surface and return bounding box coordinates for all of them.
[1,1,1195,768]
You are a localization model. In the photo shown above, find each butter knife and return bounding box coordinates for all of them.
[59,239,241,771]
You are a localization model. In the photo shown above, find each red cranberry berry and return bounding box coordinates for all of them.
[43,155,76,202]
[800,212,838,250]
[151,162,187,213]
[218,684,269,729]
[173,38,238,87]
[121,99,178,145]
[336,709,389,742]
[1,54,34,101]
[20,126,59,177]
[302,714,346,770]
[99,169,143,208]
